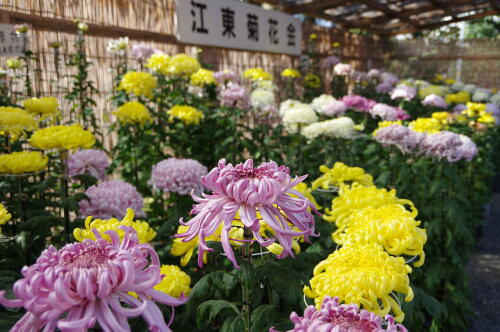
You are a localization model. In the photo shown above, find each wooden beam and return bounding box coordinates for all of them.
[489,0,500,12]
[286,0,349,14]
[428,0,457,19]
[390,54,500,60]
[387,9,497,35]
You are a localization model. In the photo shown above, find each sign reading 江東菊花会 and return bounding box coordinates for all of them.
[0,25,25,57]
[175,0,302,55]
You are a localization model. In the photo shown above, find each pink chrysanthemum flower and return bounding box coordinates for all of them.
[271,296,407,332]
[176,159,318,268]
[0,226,187,332]
[342,95,376,112]
[68,149,110,181]
[79,180,145,219]
[149,158,208,195]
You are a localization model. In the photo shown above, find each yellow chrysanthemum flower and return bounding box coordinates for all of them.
[304,74,321,89]
[445,91,470,104]
[0,204,12,225]
[312,162,373,191]
[309,33,318,40]
[445,78,455,85]
[478,113,496,124]
[0,151,48,174]
[243,67,273,81]
[303,243,414,322]
[6,58,21,69]
[408,117,443,134]
[190,68,217,87]
[171,225,221,266]
[0,107,38,137]
[281,68,301,78]
[23,97,59,116]
[167,105,203,125]
[118,71,157,98]
[418,85,447,98]
[291,182,321,210]
[167,54,201,77]
[73,208,156,243]
[30,124,96,151]
[431,111,452,126]
[323,184,416,226]
[463,102,486,117]
[333,204,427,267]
[113,101,152,125]
[145,54,170,75]
[154,265,191,298]
[372,120,402,136]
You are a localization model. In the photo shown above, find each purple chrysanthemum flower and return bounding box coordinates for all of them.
[68,149,109,181]
[214,70,240,85]
[350,71,369,82]
[79,180,145,219]
[375,82,394,94]
[380,72,399,86]
[333,63,352,76]
[219,83,250,108]
[149,158,208,195]
[394,106,410,120]
[454,134,478,161]
[320,56,340,70]
[421,131,465,162]
[321,100,347,117]
[0,226,187,332]
[270,296,407,332]
[176,159,318,268]
[390,84,416,101]
[422,94,448,109]
[131,44,156,60]
[370,103,398,121]
[342,95,376,112]
[375,125,424,153]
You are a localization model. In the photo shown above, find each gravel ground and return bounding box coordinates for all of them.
[467,193,500,331]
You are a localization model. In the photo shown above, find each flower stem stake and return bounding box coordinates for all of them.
[60,150,71,243]
[241,226,253,332]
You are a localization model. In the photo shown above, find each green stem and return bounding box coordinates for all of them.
[241,227,253,332]
[60,151,70,243]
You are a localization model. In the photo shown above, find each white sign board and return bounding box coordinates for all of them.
[175,0,302,55]
[0,25,25,57]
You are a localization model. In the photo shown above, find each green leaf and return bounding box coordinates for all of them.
[197,300,240,327]
[250,304,282,332]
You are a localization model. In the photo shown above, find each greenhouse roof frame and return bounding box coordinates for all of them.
[250,0,499,35]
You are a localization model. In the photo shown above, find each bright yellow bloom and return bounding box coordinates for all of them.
[154,265,191,298]
[167,105,203,125]
[167,54,201,77]
[462,103,495,125]
[243,68,273,81]
[6,58,21,69]
[309,33,318,40]
[445,91,470,104]
[408,117,443,134]
[190,68,217,87]
[304,243,413,322]
[281,68,301,78]
[332,42,341,47]
[73,208,156,243]
[145,54,170,75]
[0,107,38,137]
[418,85,447,98]
[323,184,416,226]
[312,162,373,190]
[118,71,157,98]
[171,225,221,266]
[478,113,496,124]
[304,74,321,89]
[23,97,59,116]
[445,78,455,85]
[291,182,321,210]
[113,101,152,125]
[333,204,427,267]
[0,204,12,226]
[0,151,48,174]
[372,120,402,136]
[30,124,96,151]
[431,111,452,126]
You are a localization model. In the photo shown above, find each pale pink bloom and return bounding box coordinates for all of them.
[452,103,467,113]
[176,159,318,268]
[321,100,347,117]
[390,84,416,101]
[214,70,240,84]
[367,68,380,79]
[333,63,352,76]
[320,56,340,70]
[0,226,187,332]
[394,106,411,120]
[68,149,109,181]
[376,82,394,94]
[380,72,399,86]
[422,94,448,109]
[79,180,145,219]
[131,44,156,60]
[421,131,466,162]
[375,125,424,153]
[219,82,250,108]
[270,296,407,332]
[149,158,207,195]
[370,103,398,121]
[349,71,368,82]
[342,95,376,112]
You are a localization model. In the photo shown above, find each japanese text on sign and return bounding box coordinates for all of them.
[0,25,25,57]
[175,0,302,55]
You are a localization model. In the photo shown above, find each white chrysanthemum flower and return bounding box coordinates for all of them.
[490,93,500,105]
[311,94,336,114]
[450,81,465,92]
[107,37,129,55]
[282,102,318,133]
[462,84,477,94]
[301,117,356,140]
[472,88,492,102]
[250,88,275,111]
